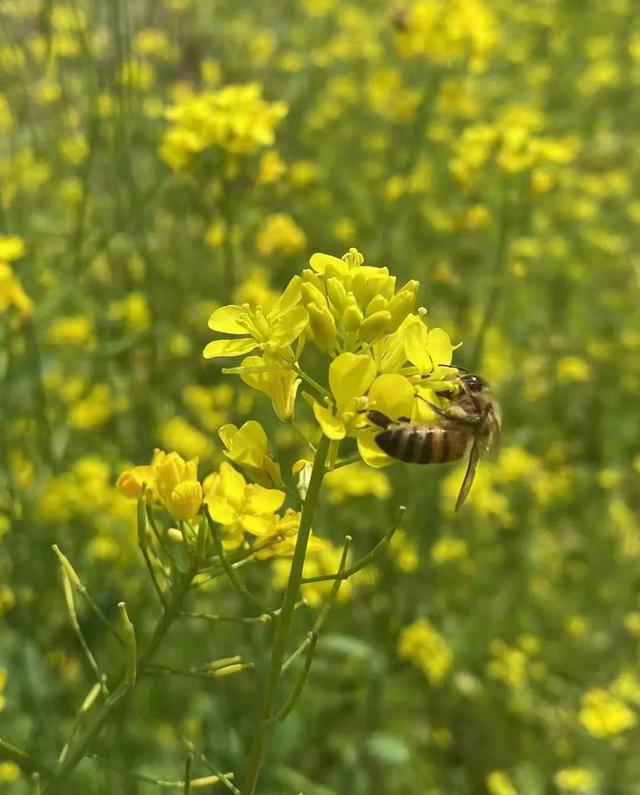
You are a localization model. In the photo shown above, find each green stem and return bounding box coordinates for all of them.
[241,435,330,795]
[44,569,196,792]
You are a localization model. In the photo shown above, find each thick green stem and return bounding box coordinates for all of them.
[241,435,330,795]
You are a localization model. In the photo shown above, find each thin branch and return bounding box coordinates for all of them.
[301,506,406,584]
[203,506,272,614]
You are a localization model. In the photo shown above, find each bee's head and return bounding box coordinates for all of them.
[461,373,489,393]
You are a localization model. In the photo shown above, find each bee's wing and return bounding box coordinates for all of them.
[484,409,502,461]
[455,435,480,511]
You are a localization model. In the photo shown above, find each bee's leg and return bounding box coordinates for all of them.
[414,394,449,419]
[415,394,481,426]
[358,409,393,429]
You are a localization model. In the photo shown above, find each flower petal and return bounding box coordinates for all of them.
[270,304,308,347]
[208,305,249,333]
[206,498,238,525]
[357,430,394,468]
[404,318,432,373]
[203,337,258,359]
[427,328,454,368]
[329,352,377,414]
[245,484,285,515]
[219,462,247,502]
[309,252,348,275]
[367,374,415,421]
[312,401,346,440]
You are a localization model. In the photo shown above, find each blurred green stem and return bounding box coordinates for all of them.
[241,435,330,795]
[43,567,197,792]
[470,177,511,368]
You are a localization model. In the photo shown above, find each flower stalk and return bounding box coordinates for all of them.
[241,434,330,795]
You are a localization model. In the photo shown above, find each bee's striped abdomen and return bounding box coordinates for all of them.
[375,425,470,465]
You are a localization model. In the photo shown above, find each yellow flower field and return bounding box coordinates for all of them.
[0,1,639,793]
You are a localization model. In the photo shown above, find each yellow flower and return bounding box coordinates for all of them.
[203,462,285,547]
[579,689,637,738]
[69,384,113,429]
[204,277,307,360]
[256,213,306,256]
[0,262,32,320]
[323,463,390,504]
[158,417,215,461]
[160,83,288,170]
[0,235,25,261]
[486,770,518,795]
[238,354,301,421]
[398,619,452,684]
[154,451,202,521]
[431,537,467,564]
[554,768,599,793]
[0,760,19,782]
[273,535,353,607]
[46,314,95,347]
[312,352,377,440]
[219,420,283,488]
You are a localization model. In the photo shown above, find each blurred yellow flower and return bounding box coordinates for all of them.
[486,770,518,795]
[398,619,452,684]
[553,768,599,793]
[256,213,306,256]
[579,689,637,738]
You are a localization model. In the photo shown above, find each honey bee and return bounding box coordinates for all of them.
[363,370,501,510]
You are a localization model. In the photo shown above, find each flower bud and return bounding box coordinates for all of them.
[388,279,419,328]
[167,480,203,521]
[307,303,338,352]
[300,281,328,310]
[326,276,348,313]
[342,294,364,331]
[359,310,392,342]
[365,294,389,317]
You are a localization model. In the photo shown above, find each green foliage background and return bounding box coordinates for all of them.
[1,0,640,793]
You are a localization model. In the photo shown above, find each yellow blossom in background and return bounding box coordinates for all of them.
[579,689,637,738]
[396,0,499,72]
[256,213,306,256]
[556,356,592,383]
[273,535,353,607]
[160,83,288,171]
[109,292,151,332]
[69,384,113,429]
[486,770,518,795]
[431,537,467,564]
[398,619,452,684]
[389,528,419,572]
[0,235,25,261]
[158,417,215,461]
[46,314,95,347]
[554,768,599,794]
[323,463,390,504]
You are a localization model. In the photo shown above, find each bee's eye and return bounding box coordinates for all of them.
[463,374,486,392]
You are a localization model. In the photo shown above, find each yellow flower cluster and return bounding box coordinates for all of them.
[486,770,518,795]
[449,106,581,190]
[395,0,499,73]
[579,688,637,738]
[118,450,203,522]
[397,618,452,684]
[160,83,288,171]
[0,235,31,325]
[205,248,460,469]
